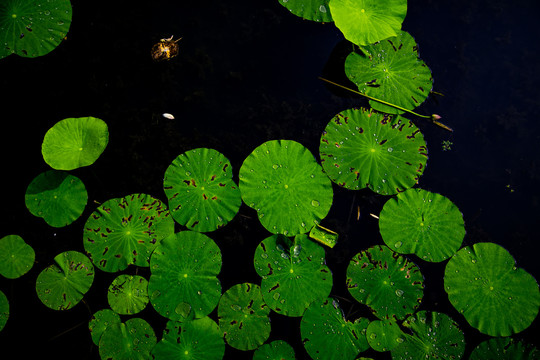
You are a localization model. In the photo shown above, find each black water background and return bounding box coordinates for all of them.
[1,0,539,358]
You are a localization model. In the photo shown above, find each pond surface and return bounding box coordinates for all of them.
[1,0,539,359]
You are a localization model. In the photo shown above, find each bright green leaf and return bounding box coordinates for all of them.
[107,274,149,315]
[0,234,35,279]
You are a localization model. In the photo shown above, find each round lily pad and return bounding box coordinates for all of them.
[88,309,121,346]
[41,116,109,170]
[98,317,156,360]
[470,337,540,360]
[83,193,175,273]
[35,251,94,310]
[379,188,465,262]
[25,170,88,227]
[391,311,465,360]
[148,231,222,321]
[254,234,333,317]
[218,282,271,351]
[0,290,8,332]
[278,0,333,22]
[444,242,540,336]
[163,148,241,232]
[300,297,370,360]
[151,317,225,360]
[253,340,295,360]
[239,140,333,236]
[0,0,72,59]
[365,319,405,352]
[345,31,433,114]
[0,234,35,279]
[319,108,428,195]
[107,274,149,315]
[346,245,424,320]
[329,0,407,46]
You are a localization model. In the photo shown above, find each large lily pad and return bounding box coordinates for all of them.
[148,231,222,321]
[25,170,87,227]
[163,148,241,232]
[35,251,94,310]
[319,108,428,195]
[346,245,424,320]
[254,234,332,316]
[470,337,540,360]
[379,188,465,262]
[0,234,35,279]
[41,117,109,170]
[107,274,149,315]
[444,242,540,336]
[83,193,174,273]
[239,140,333,235]
[88,309,121,346]
[278,0,333,22]
[98,317,156,360]
[0,0,72,59]
[218,282,271,351]
[345,31,433,114]
[328,0,407,46]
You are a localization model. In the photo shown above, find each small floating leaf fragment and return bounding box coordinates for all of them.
[162,113,175,120]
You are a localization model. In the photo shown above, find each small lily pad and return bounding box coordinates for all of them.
[346,245,424,320]
[0,290,8,332]
[88,309,121,346]
[253,340,295,360]
[0,234,35,279]
[98,317,156,360]
[470,337,540,360]
[366,319,405,352]
[107,274,149,315]
[41,117,109,170]
[25,170,88,227]
[278,0,333,22]
[218,283,271,351]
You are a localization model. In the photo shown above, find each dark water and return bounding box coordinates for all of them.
[1,0,539,359]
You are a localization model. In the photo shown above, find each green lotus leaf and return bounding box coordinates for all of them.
[98,317,156,360]
[149,231,222,321]
[151,317,225,360]
[328,0,407,46]
[345,31,432,114]
[0,0,72,59]
[0,290,8,332]
[365,319,405,352]
[41,117,109,170]
[35,251,94,310]
[83,193,174,273]
[470,337,540,360]
[218,283,271,351]
[391,311,465,360]
[88,309,121,346]
[308,224,338,248]
[163,148,241,232]
[254,234,332,317]
[379,188,465,262]
[444,242,540,336]
[107,274,149,315]
[239,140,333,235]
[25,170,87,227]
[300,297,370,360]
[319,108,427,194]
[278,0,333,22]
[346,245,424,320]
[0,234,35,279]
[253,340,295,360]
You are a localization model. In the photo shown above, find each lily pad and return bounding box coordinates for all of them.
[83,193,174,273]
[239,140,333,235]
[254,234,333,317]
[300,297,370,360]
[88,309,121,346]
[163,148,241,232]
[218,283,271,351]
[379,188,465,262]
[346,245,424,320]
[365,319,405,352]
[0,290,8,332]
[0,234,35,279]
[328,0,407,46]
[41,117,109,170]
[444,242,540,336]
[319,108,428,195]
[278,0,333,22]
[151,317,225,360]
[35,251,94,310]
[253,340,295,360]
[470,337,540,360]
[25,170,87,227]
[148,231,222,321]
[391,311,465,360]
[107,274,149,315]
[345,31,433,114]
[98,317,156,360]
[0,0,72,59]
